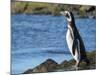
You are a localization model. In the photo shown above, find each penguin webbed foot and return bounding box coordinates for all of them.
[72,65,79,70]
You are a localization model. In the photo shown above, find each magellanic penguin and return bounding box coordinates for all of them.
[60,11,89,69]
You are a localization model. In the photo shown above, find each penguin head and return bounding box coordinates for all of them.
[60,11,74,22]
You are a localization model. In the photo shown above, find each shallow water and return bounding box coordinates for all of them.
[11,14,96,74]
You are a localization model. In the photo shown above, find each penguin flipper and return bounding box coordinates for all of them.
[72,39,80,56]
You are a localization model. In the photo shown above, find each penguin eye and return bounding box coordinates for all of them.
[66,14,70,18]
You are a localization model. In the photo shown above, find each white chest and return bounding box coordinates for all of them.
[66,27,74,54]
[66,27,80,61]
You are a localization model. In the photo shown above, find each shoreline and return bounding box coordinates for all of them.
[11,2,96,19]
[22,50,96,74]
[11,14,96,19]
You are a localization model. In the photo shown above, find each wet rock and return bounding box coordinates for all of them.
[23,69,34,74]
[23,51,96,74]
[39,59,59,72]
[23,59,59,74]
[60,60,69,68]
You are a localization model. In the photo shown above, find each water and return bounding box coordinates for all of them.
[11,14,96,74]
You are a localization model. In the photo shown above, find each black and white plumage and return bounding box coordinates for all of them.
[60,11,89,69]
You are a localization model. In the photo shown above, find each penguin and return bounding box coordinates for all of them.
[60,11,89,69]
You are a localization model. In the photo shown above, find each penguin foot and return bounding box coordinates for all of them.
[71,65,79,70]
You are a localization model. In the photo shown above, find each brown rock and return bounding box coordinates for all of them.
[40,59,59,72]
[23,51,96,74]
[23,59,59,74]
[60,60,69,68]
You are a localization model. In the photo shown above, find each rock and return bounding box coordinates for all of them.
[32,65,48,73]
[23,69,33,74]
[39,59,59,72]
[60,60,69,68]
[23,51,96,74]
[23,59,59,74]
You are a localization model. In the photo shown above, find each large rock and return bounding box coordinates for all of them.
[23,51,96,74]
[39,59,59,72]
[60,60,69,68]
[23,59,59,74]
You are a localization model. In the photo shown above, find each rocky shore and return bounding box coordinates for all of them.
[11,2,96,18]
[22,51,96,74]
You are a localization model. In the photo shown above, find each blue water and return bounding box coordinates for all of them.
[11,14,96,74]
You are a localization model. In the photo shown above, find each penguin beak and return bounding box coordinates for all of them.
[60,11,70,17]
[60,11,66,16]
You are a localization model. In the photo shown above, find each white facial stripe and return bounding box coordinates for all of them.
[64,11,72,22]
[67,17,72,22]
[60,11,72,22]
[67,12,72,22]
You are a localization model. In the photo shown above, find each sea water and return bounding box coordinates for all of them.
[11,15,96,74]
